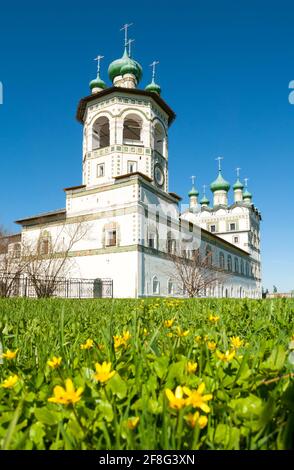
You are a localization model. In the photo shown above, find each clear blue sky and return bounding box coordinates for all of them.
[0,0,293,292]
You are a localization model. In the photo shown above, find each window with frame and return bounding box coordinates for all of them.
[227,255,232,272]
[233,236,239,244]
[152,276,160,295]
[219,252,225,269]
[167,279,174,295]
[40,239,49,255]
[97,163,105,178]
[210,225,216,233]
[106,229,117,247]
[240,260,244,275]
[127,161,137,174]
[148,233,156,249]
[230,223,236,231]
[234,257,239,273]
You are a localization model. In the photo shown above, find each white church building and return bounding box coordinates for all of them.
[14,28,262,299]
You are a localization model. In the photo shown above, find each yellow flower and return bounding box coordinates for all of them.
[143,328,148,336]
[48,378,83,405]
[80,339,94,350]
[164,319,174,328]
[230,336,244,349]
[1,349,19,360]
[47,356,62,369]
[113,331,131,350]
[166,332,173,338]
[195,335,202,344]
[216,350,236,362]
[204,335,209,342]
[1,374,19,389]
[93,361,116,383]
[185,411,208,429]
[209,315,220,323]
[176,326,189,337]
[183,383,213,413]
[165,386,186,410]
[187,361,198,374]
[127,417,140,430]
[207,341,216,351]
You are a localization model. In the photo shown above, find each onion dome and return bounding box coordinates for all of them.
[243,189,252,199]
[233,178,244,191]
[210,171,230,192]
[108,47,142,83]
[200,195,210,205]
[145,79,161,95]
[89,74,107,91]
[188,185,199,197]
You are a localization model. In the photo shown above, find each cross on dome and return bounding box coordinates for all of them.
[120,23,133,47]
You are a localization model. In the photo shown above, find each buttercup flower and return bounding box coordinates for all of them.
[176,327,189,337]
[93,361,116,383]
[127,417,140,430]
[1,374,19,389]
[216,350,236,362]
[230,336,244,349]
[80,339,94,350]
[47,356,62,368]
[183,383,212,413]
[164,319,174,328]
[207,341,216,351]
[165,386,186,410]
[209,315,220,323]
[113,331,131,350]
[1,349,19,360]
[185,411,208,429]
[195,335,202,344]
[187,361,198,374]
[48,378,83,405]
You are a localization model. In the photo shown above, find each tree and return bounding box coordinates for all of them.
[273,285,278,293]
[167,248,231,298]
[22,221,91,298]
[0,227,28,297]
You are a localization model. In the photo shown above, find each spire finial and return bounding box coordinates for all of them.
[203,184,207,196]
[244,177,249,188]
[150,60,159,82]
[127,38,135,57]
[94,55,104,76]
[120,23,133,47]
[236,167,241,178]
[190,175,196,186]
[216,156,223,172]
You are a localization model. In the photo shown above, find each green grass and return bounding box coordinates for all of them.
[0,297,293,450]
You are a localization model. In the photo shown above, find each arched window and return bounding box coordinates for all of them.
[154,122,164,155]
[92,116,110,150]
[206,245,212,266]
[219,252,225,269]
[123,114,142,144]
[38,231,51,255]
[227,255,232,272]
[152,276,160,295]
[167,279,174,295]
[245,262,249,277]
[167,231,176,254]
[234,257,239,273]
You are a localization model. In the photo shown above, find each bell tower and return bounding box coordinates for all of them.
[76,25,175,194]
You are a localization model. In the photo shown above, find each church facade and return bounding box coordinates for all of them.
[14,32,262,299]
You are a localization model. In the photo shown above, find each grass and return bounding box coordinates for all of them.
[0,297,293,450]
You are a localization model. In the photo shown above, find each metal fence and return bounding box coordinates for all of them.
[0,274,113,299]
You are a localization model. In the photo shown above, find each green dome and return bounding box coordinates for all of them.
[188,185,199,197]
[108,48,142,83]
[210,171,230,192]
[243,190,252,199]
[233,178,244,190]
[89,74,107,91]
[200,195,210,205]
[145,80,161,95]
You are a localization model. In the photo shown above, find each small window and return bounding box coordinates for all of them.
[210,225,216,233]
[40,239,49,255]
[127,161,137,173]
[234,236,239,244]
[227,255,232,272]
[148,234,155,248]
[152,276,160,295]
[167,279,174,295]
[106,230,116,247]
[230,223,236,231]
[219,252,225,269]
[234,257,239,273]
[97,164,105,178]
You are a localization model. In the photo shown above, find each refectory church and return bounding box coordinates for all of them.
[13,27,261,298]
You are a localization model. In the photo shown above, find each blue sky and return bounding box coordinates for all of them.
[0,0,293,292]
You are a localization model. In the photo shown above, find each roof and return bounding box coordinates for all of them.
[64,184,86,192]
[15,209,66,225]
[201,227,249,256]
[76,87,176,126]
